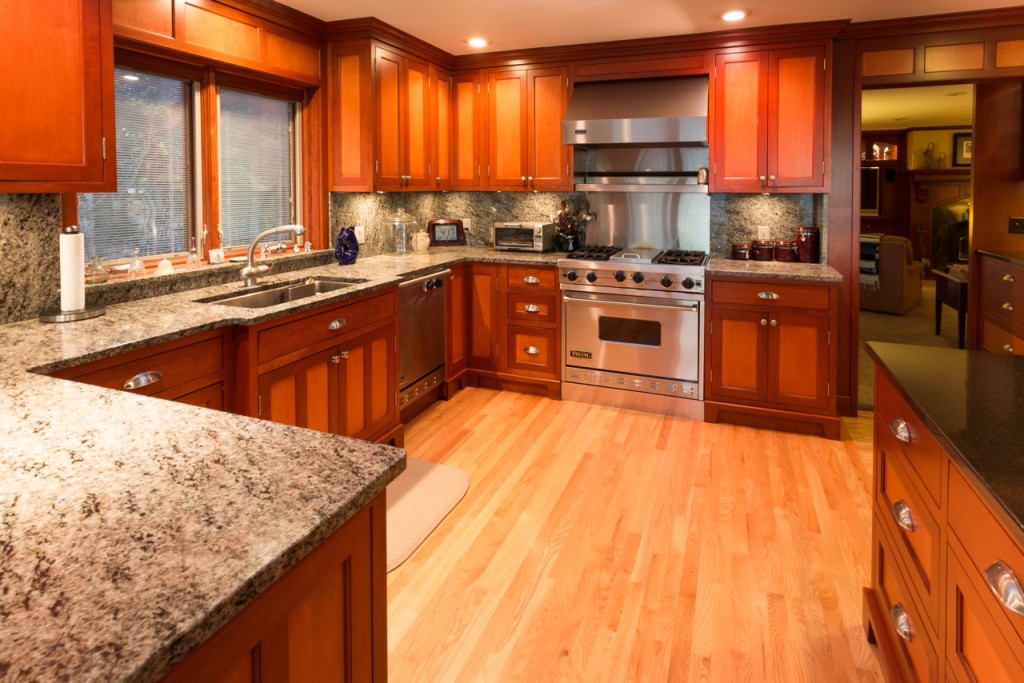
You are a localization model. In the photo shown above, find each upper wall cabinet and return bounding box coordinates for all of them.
[0,0,115,192]
[374,46,433,190]
[712,45,829,193]
[328,40,374,192]
[433,66,452,191]
[451,72,485,190]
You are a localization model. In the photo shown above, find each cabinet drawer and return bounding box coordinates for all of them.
[710,280,829,310]
[61,334,224,397]
[506,265,556,291]
[877,425,942,630]
[979,316,1024,355]
[874,372,943,508]
[505,325,557,376]
[507,292,557,324]
[980,284,1024,331]
[978,256,1024,300]
[872,516,940,683]
[949,466,1024,653]
[257,292,395,364]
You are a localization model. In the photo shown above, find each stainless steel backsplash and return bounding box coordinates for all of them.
[582,192,711,252]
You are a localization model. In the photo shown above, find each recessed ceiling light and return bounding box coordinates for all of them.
[122,74,140,81]
[466,37,489,49]
[721,10,749,22]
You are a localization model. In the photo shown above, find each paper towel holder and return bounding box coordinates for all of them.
[39,226,106,323]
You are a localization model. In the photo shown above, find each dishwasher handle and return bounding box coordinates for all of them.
[400,269,452,289]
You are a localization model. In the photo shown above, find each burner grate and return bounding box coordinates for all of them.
[566,246,623,261]
[654,250,708,266]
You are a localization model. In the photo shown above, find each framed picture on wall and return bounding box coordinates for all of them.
[953,133,973,167]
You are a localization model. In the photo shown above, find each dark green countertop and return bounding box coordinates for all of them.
[866,342,1024,534]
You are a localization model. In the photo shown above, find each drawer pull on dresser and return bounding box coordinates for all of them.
[523,304,540,314]
[1004,273,1016,282]
[328,318,348,330]
[1005,344,1015,354]
[757,291,780,300]
[985,561,1024,617]
[889,603,914,641]
[891,500,915,532]
[523,276,541,285]
[1003,302,1014,312]
[524,346,540,356]
[889,417,912,444]
[124,371,163,390]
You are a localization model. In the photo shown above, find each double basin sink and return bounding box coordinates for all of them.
[196,276,368,309]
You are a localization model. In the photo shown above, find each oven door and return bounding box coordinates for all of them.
[563,290,701,383]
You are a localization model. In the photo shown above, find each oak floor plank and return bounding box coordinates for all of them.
[389,388,882,682]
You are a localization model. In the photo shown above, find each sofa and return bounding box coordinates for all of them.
[859,235,924,315]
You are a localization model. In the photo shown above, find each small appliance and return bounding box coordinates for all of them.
[492,222,556,252]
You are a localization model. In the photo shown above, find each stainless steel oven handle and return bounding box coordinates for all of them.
[563,296,699,312]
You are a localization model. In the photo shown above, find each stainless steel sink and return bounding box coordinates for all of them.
[196,276,368,308]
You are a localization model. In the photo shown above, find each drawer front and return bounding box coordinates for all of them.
[980,284,1024,330]
[71,335,224,396]
[710,280,829,310]
[507,291,557,324]
[506,265,557,291]
[979,256,1024,300]
[979,316,1024,355]
[257,292,395,364]
[949,466,1024,652]
[873,516,940,683]
[876,426,941,629]
[874,371,943,508]
[946,545,1024,683]
[505,324,557,376]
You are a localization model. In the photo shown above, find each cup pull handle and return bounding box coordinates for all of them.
[891,500,914,532]
[1005,344,1015,354]
[985,561,1024,617]
[1003,302,1014,312]
[757,291,780,300]
[124,371,163,390]
[524,346,540,356]
[523,276,541,285]
[1004,273,1015,283]
[328,318,348,330]
[523,304,540,313]
[889,603,913,642]
[889,417,912,444]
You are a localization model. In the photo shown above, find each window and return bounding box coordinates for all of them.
[78,67,192,260]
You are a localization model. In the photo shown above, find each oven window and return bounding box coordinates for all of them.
[598,316,661,346]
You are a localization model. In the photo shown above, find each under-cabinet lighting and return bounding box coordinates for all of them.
[721,10,749,22]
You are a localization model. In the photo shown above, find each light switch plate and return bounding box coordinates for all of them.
[353,225,366,243]
[756,225,770,241]
[1010,217,1024,234]
[462,218,472,233]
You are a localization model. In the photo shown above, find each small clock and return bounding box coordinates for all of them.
[427,219,466,246]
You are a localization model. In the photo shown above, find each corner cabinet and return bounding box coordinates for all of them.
[704,276,838,438]
[711,44,828,193]
[0,0,115,192]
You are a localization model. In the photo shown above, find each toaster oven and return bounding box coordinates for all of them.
[492,222,557,252]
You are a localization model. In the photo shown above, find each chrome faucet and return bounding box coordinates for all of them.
[240,224,305,287]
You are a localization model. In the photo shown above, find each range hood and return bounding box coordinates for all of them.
[562,76,709,146]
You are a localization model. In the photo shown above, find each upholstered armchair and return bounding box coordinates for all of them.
[859,235,924,315]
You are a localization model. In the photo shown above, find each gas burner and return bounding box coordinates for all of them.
[566,246,622,261]
[654,250,708,266]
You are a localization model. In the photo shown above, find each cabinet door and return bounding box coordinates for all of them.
[328,41,373,192]
[488,69,528,189]
[526,66,570,190]
[451,72,484,189]
[709,307,767,402]
[446,265,468,381]
[0,0,114,191]
[433,66,452,190]
[468,263,501,370]
[767,311,830,409]
[338,323,398,440]
[258,347,340,434]
[403,55,432,189]
[374,46,404,189]
[712,51,768,192]
[768,46,827,190]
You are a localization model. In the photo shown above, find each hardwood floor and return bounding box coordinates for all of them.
[388,389,882,682]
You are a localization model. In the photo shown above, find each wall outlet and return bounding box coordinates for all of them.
[462,218,472,233]
[1010,217,1024,234]
[756,225,770,241]
[353,225,366,243]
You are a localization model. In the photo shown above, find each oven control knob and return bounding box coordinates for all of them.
[632,272,645,284]
[614,270,626,282]
[681,277,695,290]
[586,271,598,283]
[566,270,578,282]
[660,276,673,288]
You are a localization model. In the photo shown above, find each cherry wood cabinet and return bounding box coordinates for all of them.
[711,45,828,193]
[433,66,452,190]
[0,0,115,192]
[375,46,432,190]
[335,323,398,440]
[328,40,374,191]
[160,492,387,683]
[976,253,1024,355]
[705,276,838,438]
[445,264,469,393]
[467,263,501,371]
[451,72,485,189]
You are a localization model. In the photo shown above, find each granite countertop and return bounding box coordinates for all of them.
[866,342,1024,537]
[0,246,558,682]
[707,257,843,282]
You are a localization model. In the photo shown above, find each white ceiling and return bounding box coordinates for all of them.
[281,0,1018,55]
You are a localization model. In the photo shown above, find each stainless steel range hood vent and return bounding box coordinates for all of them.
[562,76,709,146]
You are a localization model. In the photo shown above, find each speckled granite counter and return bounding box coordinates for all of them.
[707,257,842,282]
[866,342,1024,536]
[0,246,558,682]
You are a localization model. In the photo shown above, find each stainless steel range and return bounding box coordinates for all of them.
[559,246,706,420]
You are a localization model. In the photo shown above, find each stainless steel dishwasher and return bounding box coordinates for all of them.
[398,268,450,417]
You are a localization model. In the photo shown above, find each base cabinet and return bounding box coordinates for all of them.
[160,493,386,683]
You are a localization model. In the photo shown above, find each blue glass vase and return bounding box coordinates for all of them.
[335,227,359,265]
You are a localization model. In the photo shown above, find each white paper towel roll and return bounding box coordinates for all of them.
[60,229,86,312]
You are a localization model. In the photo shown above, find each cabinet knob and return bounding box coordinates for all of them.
[524,345,540,356]
[760,318,767,326]
[124,370,163,390]
[1005,344,1015,354]
[889,603,913,642]
[888,417,912,444]
[328,318,348,330]
[1003,301,1014,311]
[985,560,1024,618]
[436,176,441,182]
[523,276,541,285]
[521,176,527,182]
[757,291,780,300]
[523,304,540,313]
[891,500,915,533]
[528,176,534,182]
[769,175,776,182]
[759,175,767,187]
[770,319,777,327]
[331,355,341,364]
[1004,273,1015,283]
